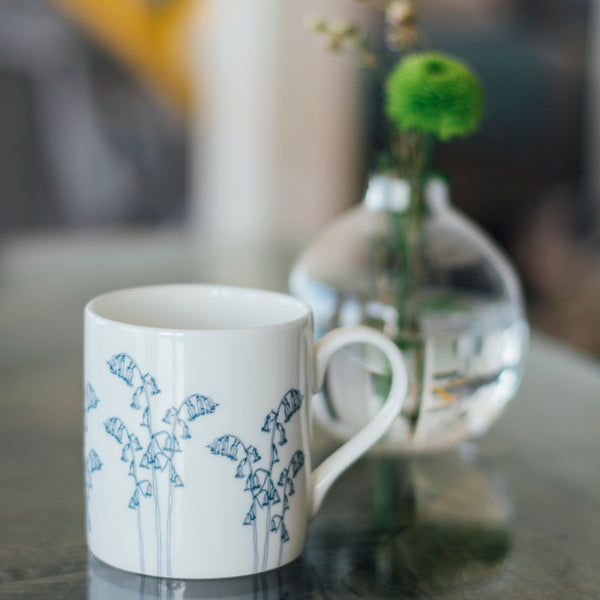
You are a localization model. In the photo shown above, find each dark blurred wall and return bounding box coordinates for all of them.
[0,68,56,228]
[365,0,590,252]
[0,0,593,239]
[0,0,186,232]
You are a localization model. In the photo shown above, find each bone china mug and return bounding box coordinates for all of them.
[84,284,408,579]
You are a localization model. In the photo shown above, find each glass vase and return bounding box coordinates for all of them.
[289,174,529,452]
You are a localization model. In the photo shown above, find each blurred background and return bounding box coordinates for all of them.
[0,0,599,357]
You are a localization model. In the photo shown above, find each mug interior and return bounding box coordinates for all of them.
[86,284,310,330]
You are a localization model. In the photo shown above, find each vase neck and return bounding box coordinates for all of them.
[363,175,449,214]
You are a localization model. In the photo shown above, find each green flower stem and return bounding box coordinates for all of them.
[392,178,426,426]
[387,130,432,426]
[406,179,425,428]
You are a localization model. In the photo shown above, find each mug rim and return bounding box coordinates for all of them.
[85,283,312,334]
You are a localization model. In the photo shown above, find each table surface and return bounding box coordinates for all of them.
[1,230,599,599]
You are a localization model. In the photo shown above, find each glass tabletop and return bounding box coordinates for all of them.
[1,231,599,599]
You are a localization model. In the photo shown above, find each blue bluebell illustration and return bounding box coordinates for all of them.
[207,433,263,571]
[106,353,218,576]
[84,383,102,532]
[107,353,162,574]
[161,393,219,576]
[207,388,305,570]
[273,449,305,565]
[86,383,99,409]
[105,416,151,571]
[85,448,103,532]
[85,382,100,432]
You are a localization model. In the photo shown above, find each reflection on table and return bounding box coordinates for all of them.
[1,231,599,599]
[87,447,511,600]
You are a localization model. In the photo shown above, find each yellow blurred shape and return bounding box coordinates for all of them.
[431,385,459,403]
[48,0,197,115]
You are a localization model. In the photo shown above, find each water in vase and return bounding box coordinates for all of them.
[313,287,529,452]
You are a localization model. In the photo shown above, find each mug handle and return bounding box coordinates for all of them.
[309,325,408,518]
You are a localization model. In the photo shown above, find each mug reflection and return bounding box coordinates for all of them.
[305,444,512,597]
[87,554,321,600]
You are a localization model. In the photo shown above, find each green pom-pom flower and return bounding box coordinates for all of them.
[385,52,484,141]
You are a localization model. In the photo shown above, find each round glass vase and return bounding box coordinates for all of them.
[289,174,529,453]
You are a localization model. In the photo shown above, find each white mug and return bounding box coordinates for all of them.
[84,284,408,579]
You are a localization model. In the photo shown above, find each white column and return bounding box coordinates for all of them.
[188,0,368,248]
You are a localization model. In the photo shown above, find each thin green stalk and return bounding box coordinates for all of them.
[407,134,431,428]
[389,130,433,427]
